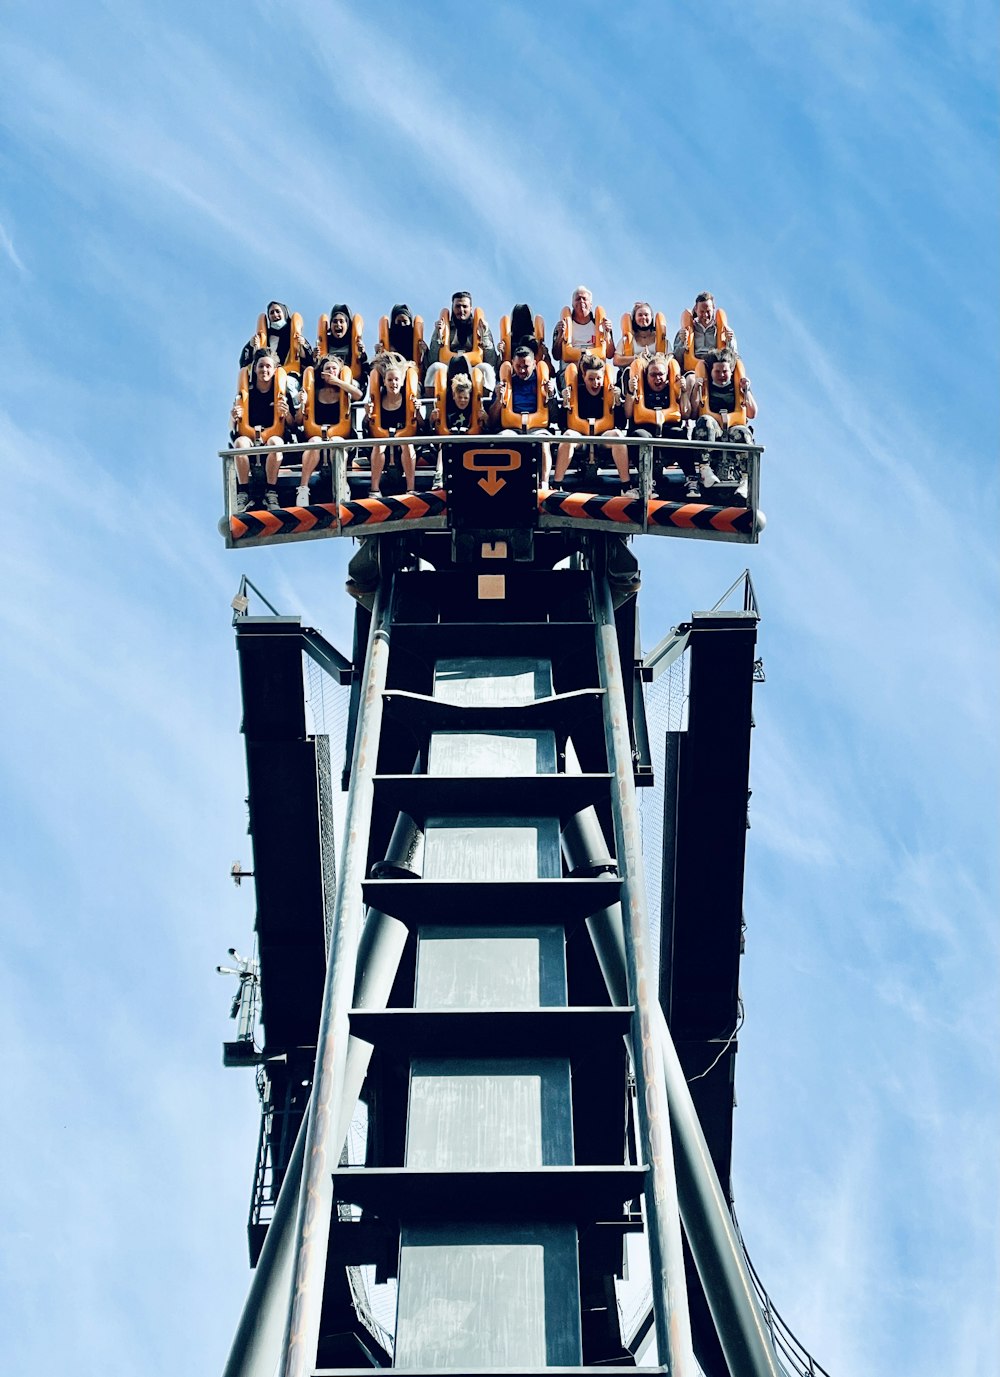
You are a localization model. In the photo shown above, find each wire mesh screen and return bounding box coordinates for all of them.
[637,648,689,959]
[304,652,398,1351]
[304,652,352,861]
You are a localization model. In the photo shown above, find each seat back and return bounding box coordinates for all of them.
[436,306,486,366]
[498,359,551,430]
[255,312,306,375]
[679,306,730,372]
[316,312,365,380]
[378,314,426,374]
[499,310,545,362]
[301,364,353,440]
[236,365,288,442]
[432,368,485,435]
[368,363,420,438]
[564,362,616,436]
[618,310,667,359]
[559,305,608,364]
[695,356,748,428]
[629,356,681,427]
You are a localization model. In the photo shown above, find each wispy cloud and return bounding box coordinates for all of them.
[0,216,26,272]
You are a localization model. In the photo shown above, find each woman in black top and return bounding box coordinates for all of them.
[296,355,363,507]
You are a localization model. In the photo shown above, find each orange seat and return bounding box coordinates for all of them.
[432,369,485,435]
[300,364,353,440]
[695,357,748,429]
[497,359,551,431]
[378,313,425,375]
[254,312,307,376]
[629,357,681,427]
[618,311,667,360]
[368,364,420,438]
[499,310,545,362]
[435,306,486,367]
[563,363,617,436]
[559,305,608,364]
[678,306,731,373]
[316,312,366,381]
[234,364,288,443]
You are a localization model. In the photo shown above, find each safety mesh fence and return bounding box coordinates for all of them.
[637,648,689,958]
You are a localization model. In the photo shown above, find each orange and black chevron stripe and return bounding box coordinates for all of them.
[228,489,448,541]
[538,490,756,536]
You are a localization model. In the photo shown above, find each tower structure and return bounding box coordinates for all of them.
[215,425,827,1376]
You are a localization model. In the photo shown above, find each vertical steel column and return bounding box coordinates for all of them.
[222,908,409,1377]
[277,569,395,1377]
[592,554,696,1377]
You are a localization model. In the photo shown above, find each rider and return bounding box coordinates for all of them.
[553,351,632,491]
[229,348,291,513]
[425,290,498,395]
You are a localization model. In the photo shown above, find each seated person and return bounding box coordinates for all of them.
[489,339,555,485]
[295,354,364,507]
[229,349,291,513]
[316,303,370,393]
[498,303,553,371]
[672,291,738,411]
[624,352,693,497]
[684,347,757,498]
[553,351,632,492]
[240,301,310,411]
[377,303,427,381]
[431,356,488,435]
[552,285,615,371]
[425,290,498,395]
[614,301,667,367]
[363,352,418,497]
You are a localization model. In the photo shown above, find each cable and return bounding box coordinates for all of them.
[687,998,744,1082]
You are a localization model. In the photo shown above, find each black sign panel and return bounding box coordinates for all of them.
[446,440,541,530]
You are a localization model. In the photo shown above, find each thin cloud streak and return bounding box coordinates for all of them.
[0,217,26,272]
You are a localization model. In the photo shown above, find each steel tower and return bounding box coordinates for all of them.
[214,429,827,1376]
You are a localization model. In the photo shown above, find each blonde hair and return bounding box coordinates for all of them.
[374,350,408,377]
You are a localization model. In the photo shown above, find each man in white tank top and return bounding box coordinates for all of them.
[552,285,616,376]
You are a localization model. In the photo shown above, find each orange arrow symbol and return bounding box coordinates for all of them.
[478,472,506,496]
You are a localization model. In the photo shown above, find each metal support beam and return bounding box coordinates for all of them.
[654,1007,782,1377]
[584,901,782,1377]
[223,1122,304,1377]
[592,557,696,1377]
[278,571,396,1377]
[222,902,409,1377]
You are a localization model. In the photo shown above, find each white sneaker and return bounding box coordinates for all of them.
[698,462,719,488]
[296,485,310,507]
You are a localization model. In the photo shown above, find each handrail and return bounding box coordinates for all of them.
[231,574,284,622]
[733,1214,832,1377]
[218,433,764,459]
[710,568,760,617]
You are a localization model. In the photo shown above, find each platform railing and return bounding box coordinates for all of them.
[218,431,763,533]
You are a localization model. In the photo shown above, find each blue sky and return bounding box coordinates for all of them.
[1,2,997,1374]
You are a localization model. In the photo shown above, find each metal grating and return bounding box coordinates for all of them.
[637,645,689,957]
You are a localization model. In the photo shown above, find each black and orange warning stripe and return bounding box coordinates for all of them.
[226,488,759,543]
[227,489,449,542]
[538,490,758,537]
